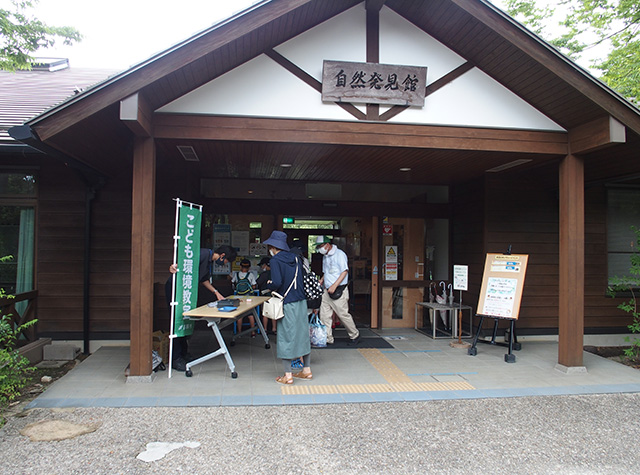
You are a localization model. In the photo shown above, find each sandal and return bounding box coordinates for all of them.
[276,375,293,385]
[292,371,313,380]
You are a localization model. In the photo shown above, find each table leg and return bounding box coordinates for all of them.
[253,308,271,349]
[185,319,238,378]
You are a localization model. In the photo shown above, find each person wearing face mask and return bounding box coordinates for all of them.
[263,230,312,384]
[315,235,360,346]
[167,244,237,371]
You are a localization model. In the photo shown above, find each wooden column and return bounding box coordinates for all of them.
[129,136,156,377]
[121,92,156,378]
[558,153,585,369]
[366,0,381,121]
[371,216,379,328]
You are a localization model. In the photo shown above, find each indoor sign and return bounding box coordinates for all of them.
[322,60,427,106]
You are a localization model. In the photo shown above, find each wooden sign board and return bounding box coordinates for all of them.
[322,60,427,106]
[476,254,529,320]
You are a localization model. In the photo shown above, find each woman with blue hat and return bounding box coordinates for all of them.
[264,230,312,384]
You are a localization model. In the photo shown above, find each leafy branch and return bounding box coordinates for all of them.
[0,0,82,71]
[607,227,640,361]
[503,0,640,103]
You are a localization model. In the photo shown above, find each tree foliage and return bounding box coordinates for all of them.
[504,0,640,104]
[608,227,640,361]
[0,0,81,71]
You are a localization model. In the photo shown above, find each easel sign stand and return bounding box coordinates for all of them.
[450,265,471,349]
[468,249,529,363]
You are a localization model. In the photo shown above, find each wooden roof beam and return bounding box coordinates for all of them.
[153,115,568,155]
[120,93,154,137]
[568,116,626,155]
[28,0,327,142]
[366,0,387,12]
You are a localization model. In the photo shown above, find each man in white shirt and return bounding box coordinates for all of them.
[315,236,360,345]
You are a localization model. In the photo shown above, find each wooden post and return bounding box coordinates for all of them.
[366,4,380,121]
[371,216,379,328]
[129,136,156,377]
[558,154,585,369]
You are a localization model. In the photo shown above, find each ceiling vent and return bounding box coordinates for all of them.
[177,145,199,162]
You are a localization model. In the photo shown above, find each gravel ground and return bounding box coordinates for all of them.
[1,393,640,474]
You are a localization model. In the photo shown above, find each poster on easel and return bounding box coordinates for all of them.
[476,253,529,319]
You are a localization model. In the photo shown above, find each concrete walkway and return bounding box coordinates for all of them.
[3,329,640,474]
[24,328,640,408]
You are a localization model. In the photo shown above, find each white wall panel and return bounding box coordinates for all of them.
[274,4,366,82]
[380,6,465,84]
[158,3,563,131]
[389,67,565,131]
[157,54,356,120]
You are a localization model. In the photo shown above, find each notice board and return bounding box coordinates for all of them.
[477,253,529,319]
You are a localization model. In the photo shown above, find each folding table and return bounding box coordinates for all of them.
[182,295,270,378]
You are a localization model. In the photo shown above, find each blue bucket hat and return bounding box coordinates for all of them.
[263,230,290,251]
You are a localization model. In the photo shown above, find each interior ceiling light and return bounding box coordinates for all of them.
[486,159,532,173]
[280,163,292,168]
[177,145,199,162]
[399,167,411,172]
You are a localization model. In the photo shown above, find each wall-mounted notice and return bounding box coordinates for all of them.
[385,246,398,263]
[477,254,529,319]
[385,263,398,281]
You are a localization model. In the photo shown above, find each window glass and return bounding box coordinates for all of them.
[0,173,36,196]
[0,206,35,294]
[607,188,640,283]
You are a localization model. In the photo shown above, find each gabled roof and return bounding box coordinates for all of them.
[0,67,116,143]
[12,0,640,185]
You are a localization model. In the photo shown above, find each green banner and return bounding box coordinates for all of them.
[174,203,202,337]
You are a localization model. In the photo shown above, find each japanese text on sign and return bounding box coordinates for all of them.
[322,60,427,106]
[174,203,203,336]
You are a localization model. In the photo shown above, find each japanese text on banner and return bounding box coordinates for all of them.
[174,205,202,337]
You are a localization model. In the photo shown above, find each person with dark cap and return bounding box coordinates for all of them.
[315,235,360,346]
[256,256,272,295]
[256,256,276,334]
[167,244,237,371]
[264,230,312,384]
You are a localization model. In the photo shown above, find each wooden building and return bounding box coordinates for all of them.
[4,0,640,377]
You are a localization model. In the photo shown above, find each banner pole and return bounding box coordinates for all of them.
[168,198,182,378]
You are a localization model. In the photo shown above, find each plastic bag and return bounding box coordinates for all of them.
[309,314,327,347]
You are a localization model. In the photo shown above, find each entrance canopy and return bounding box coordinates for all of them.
[13,0,640,187]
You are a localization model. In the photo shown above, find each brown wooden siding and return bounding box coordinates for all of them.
[452,177,486,309]
[472,166,631,333]
[36,160,86,335]
[33,156,134,338]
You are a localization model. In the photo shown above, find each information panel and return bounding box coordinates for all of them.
[476,254,529,319]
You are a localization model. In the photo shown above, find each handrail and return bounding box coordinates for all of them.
[0,289,38,344]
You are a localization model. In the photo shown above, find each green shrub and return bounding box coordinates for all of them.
[0,256,37,426]
[608,227,640,361]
